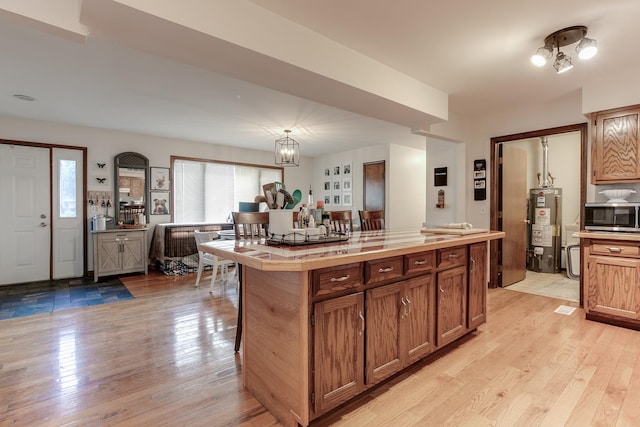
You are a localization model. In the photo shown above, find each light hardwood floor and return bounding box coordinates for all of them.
[1,270,639,426]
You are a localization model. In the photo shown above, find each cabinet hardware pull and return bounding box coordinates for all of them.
[378,266,394,273]
[414,260,427,265]
[439,286,445,294]
[471,257,476,271]
[405,295,411,315]
[400,297,408,318]
[448,253,458,258]
[359,311,365,335]
[330,275,350,282]
[607,247,622,253]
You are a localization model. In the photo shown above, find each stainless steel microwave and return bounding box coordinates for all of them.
[584,202,640,232]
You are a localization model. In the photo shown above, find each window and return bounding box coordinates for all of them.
[173,157,282,223]
[58,159,77,218]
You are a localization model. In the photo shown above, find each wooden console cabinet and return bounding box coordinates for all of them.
[92,229,148,282]
[199,229,504,426]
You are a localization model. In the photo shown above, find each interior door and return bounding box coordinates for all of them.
[364,161,385,211]
[0,145,51,285]
[501,145,527,286]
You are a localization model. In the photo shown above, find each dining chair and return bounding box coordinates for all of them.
[231,211,270,352]
[193,230,237,292]
[359,209,385,231]
[329,210,353,234]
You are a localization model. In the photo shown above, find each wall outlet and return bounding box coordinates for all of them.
[480,207,486,214]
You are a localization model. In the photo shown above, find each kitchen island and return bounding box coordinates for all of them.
[199,228,504,426]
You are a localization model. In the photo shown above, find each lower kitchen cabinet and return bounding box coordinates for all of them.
[586,254,640,320]
[365,275,435,385]
[468,242,488,329]
[93,229,148,282]
[311,241,490,417]
[313,292,365,414]
[436,265,467,347]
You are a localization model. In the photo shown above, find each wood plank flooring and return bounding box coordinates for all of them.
[1,271,639,426]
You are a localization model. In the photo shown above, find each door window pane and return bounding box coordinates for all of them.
[59,159,77,218]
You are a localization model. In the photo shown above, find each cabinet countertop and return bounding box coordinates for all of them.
[199,228,504,272]
[578,230,640,242]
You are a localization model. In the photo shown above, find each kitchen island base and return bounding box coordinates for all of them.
[210,230,504,426]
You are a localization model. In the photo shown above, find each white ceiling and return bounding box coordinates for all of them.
[1,1,639,157]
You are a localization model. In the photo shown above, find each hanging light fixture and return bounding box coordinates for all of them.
[530,26,597,74]
[275,129,300,167]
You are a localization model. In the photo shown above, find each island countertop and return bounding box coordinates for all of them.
[198,228,505,271]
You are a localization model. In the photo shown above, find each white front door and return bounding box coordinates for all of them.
[52,148,84,279]
[0,145,51,285]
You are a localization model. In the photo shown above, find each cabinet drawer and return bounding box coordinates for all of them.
[313,263,362,296]
[364,256,404,284]
[437,246,467,269]
[590,241,640,257]
[97,230,143,242]
[405,251,435,274]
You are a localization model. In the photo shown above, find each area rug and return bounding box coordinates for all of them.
[0,277,134,320]
[505,272,579,302]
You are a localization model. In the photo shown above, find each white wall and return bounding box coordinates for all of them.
[431,90,588,230]
[312,144,389,224]
[389,144,426,229]
[425,138,465,226]
[0,114,313,269]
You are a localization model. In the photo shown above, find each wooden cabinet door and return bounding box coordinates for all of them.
[468,242,487,329]
[96,237,121,275]
[314,293,364,414]
[587,255,640,319]
[403,275,435,365]
[436,266,467,347]
[120,233,145,272]
[365,283,402,384]
[592,106,640,183]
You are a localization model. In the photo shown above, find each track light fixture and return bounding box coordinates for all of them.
[531,26,597,74]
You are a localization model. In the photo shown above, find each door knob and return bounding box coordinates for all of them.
[40,214,47,219]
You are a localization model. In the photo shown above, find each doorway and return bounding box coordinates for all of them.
[0,141,86,285]
[363,161,385,212]
[489,123,587,304]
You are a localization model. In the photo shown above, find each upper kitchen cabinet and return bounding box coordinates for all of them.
[591,105,640,184]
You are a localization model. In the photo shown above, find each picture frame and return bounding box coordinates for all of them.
[342,178,352,191]
[333,180,341,191]
[333,193,341,205]
[150,167,170,191]
[333,165,341,176]
[324,168,331,177]
[342,162,352,176]
[150,191,170,215]
[324,194,331,206]
[324,181,331,191]
[342,192,352,206]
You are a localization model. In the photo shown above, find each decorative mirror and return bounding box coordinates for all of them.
[114,152,149,224]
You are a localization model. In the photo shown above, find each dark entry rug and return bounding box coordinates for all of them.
[0,277,134,320]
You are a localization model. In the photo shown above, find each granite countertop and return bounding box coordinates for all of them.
[199,228,504,272]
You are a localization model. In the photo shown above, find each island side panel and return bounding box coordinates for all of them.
[243,267,310,427]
